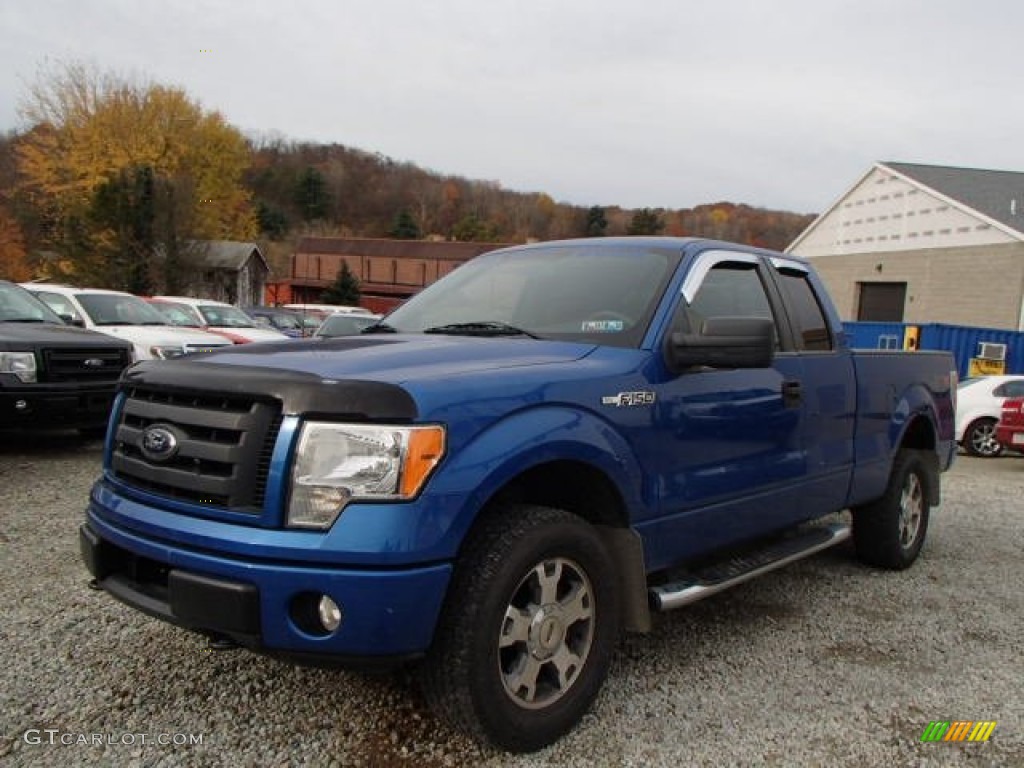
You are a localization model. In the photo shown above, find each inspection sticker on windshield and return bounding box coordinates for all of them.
[581,320,624,332]
[602,391,656,407]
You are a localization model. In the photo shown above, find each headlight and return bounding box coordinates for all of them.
[150,345,186,360]
[287,423,446,529]
[0,351,37,383]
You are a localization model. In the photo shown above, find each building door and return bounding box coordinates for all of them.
[857,282,907,321]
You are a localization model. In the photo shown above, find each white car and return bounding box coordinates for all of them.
[955,374,1024,457]
[282,303,371,316]
[22,284,233,360]
[151,296,290,344]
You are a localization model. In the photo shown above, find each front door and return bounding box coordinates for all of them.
[635,249,809,570]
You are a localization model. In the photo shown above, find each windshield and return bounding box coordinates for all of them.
[78,293,169,325]
[198,305,258,328]
[150,302,201,327]
[316,314,381,337]
[0,282,65,323]
[255,311,302,331]
[382,244,681,347]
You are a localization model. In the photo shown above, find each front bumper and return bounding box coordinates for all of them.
[81,511,452,662]
[1,384,117,428]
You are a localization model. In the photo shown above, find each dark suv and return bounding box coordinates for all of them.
[1,280,133,432]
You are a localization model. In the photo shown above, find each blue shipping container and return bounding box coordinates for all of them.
[843,322,1024,377]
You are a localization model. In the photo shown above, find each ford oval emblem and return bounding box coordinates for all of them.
[83,358,105,368]
[140,424,179,462]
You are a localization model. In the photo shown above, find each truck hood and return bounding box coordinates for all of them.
[0,321,133,348]
[123,334,611,418]
[92,325,233,349]
[169,334,597,381]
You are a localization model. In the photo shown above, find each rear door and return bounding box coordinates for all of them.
[768,257,856,515]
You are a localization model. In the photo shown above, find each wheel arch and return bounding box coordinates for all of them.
[897,414,941,506]
[468,459,652,633]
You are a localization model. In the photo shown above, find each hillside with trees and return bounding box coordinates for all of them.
[0,63,816,288]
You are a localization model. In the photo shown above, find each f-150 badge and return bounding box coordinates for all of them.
[601,391,656,407]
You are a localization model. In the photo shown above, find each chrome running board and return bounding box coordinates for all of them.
[649,523,851,612]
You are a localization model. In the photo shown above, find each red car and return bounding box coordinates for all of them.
[995,397,1024,454]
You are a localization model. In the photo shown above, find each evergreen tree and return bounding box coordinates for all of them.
[627,208,665,236]
[257,200,289,240]
[389,208,421,239]
[88,165,156,293]
[295,167,330,222]
[320,261,361,305]
[585,205,607,237]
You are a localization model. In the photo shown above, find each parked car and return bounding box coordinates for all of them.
[1,280,133,432]
[244,306,310,337]
[955,374,1024,457]
[313,312,382,338]
[283,303,371,316]
[150,297,289,344]
[995,396,1024,454]
[22,283,233,360]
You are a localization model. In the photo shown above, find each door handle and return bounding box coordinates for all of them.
[782,380,802,407]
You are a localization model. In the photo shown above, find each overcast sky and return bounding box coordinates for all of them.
[1,0,1021,214]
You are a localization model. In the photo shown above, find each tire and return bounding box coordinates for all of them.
[419,504,621,753]
[852,449,931,570]
[963,417,1003,457]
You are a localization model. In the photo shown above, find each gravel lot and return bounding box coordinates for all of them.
[1,433,1021,767]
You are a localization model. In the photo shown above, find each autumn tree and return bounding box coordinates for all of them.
[15,61,256,289]
[452,212,499,242]
[0,207,31,280]
[320,261,361,305]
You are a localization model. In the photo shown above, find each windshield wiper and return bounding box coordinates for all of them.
[3,317,47,323]
[423,321,538,339]
[361,322,398,334]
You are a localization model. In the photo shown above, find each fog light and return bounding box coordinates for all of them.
[317,595,343,632]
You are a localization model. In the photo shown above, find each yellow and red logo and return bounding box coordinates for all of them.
[920,721,996,742]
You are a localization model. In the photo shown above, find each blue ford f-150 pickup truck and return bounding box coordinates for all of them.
[80,237,957,751]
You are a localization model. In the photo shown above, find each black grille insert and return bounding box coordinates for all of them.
[42,347,132,383]
[111,385,283,514]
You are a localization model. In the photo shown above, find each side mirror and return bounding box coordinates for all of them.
[60,313,84,328]
[667,316,774,372]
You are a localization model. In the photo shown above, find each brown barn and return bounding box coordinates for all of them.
[266,237,512,314]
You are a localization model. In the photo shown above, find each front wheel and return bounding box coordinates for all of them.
[419,505,621,753]
[963,418,1003,457]
[852,449,931,570]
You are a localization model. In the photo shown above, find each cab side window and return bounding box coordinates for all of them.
[777,270,833,352]
[688,262,781,347]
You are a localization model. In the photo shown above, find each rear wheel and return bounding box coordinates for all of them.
[963,417,1003,457]
[852,449,931,570]
[419,505,620,752]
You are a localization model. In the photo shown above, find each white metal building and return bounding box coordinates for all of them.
[787,162,1024,330]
